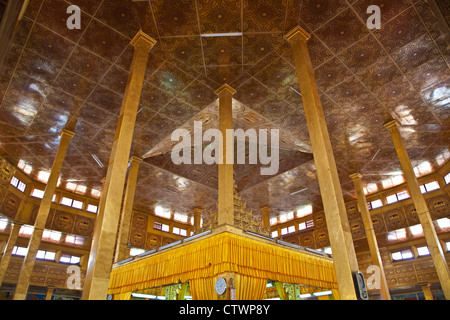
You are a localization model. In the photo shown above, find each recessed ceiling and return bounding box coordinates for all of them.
[0,0,448,218]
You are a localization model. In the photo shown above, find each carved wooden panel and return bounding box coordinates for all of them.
[132,211,148,230]
[349,218,365,240]
[74,215,94,237]
[404,204,420,226]
[371,213,386,235]
[146,233,160,248]
[299,231,315,247]
[0,158,14,187]
[397,275,417,285]
[130,227,146,247]
[1,191,21,218]
[417,271,438,283]
[383,208,407,232]
[161,236,174,246]
[314,228,329,247]
[52,210,75,233]
[0,186,7,211]
[427,195,449,220]
[313,211,326,229]
[346,201,360,221]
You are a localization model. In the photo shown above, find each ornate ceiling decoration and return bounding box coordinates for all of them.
[0,0,448,218]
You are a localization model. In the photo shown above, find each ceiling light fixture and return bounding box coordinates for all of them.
[290,188,308,196]
[289,86,302,96]
[161,187,178,194]
[200,32,243,37]
[91,154,104,168]
[370,148,381,162]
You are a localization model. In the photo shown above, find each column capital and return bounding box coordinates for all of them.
[284,26,311,42]
[214,83,236,96]
[349,173,363,180]
[383,119,399,130]
[130,30,157,49]
[129,156,143,164]
[260,206,271,214]
[192,207,203,214]
[60,128,76,138]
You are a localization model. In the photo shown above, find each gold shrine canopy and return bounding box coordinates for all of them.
[108,227,339,300]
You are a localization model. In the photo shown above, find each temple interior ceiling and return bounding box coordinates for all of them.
[0,0,448,218]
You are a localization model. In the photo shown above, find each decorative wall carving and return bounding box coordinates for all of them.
[299,231,315,247]
[52,210,75,233]
[0,157,14,187]
[74,215,94,237]
[129,227,146,247]
[346,201,360,220]
[404,204,420,226]
[1,192,21,218]
[2,257,86,289]
[427,195,450,220]
[349,218,365,240]
[146,233,160,248]
[383,208,407,232]
[132,211,148,230]
[314,228,329,247]
[313,211,326,229]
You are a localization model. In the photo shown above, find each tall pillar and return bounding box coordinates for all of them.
[260,207,271,230]
[0,223,21,285]
[45,287,55,300]
[384,120,450,299]
[284,26,358,299]
[82,31,156,300]
[13,128,75,300]
[214,84,236,227]
[350,173,391,300]
[192,207,203,234]
[114,156,142,263]
[421,283,434,300]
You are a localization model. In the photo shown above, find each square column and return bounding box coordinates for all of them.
[350,173,391,300]
[114,156,142,263]
[284,26,358,299]
[214,84,236,227]
[384,120,450,299]
[13,128,75,300]
[192,207,203,234]
[82,31,156,300]
[0,223,21,285]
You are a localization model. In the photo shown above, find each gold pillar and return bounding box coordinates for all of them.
[82,31,156,300]
[13,128,75,300]
[421,283,434,300]
[192,207,203,234]
[114,156,142,263]
[0,188,35,286]
[284,26,358,299]
[214,84,236,227]
[384,120,450,299]
[350,173,391,300]
[45,287,55,300]
[0,222,21,285]
[260,206,271,230]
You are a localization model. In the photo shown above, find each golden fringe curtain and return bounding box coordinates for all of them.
[113,292,132,300]
[190,277,217,300]
[235,274,267,300]
[108,232,337,297]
